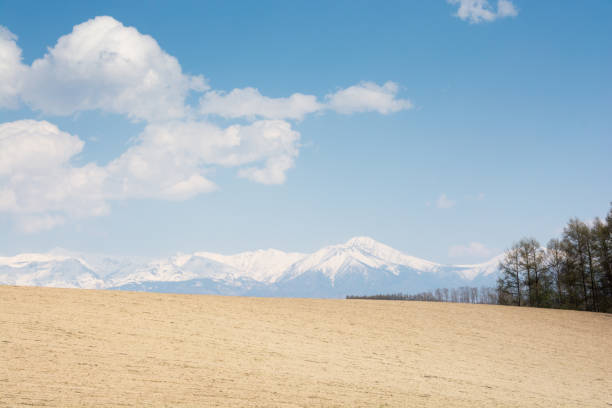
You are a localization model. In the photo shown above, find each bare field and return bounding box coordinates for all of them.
[1,286,611,407]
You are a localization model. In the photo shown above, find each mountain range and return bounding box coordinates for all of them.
[0,237,502,298]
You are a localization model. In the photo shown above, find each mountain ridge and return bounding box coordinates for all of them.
[0,237,502,297]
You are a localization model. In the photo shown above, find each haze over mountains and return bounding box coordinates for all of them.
[0,237,502,298]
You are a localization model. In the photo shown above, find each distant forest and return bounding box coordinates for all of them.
[347,286,498,304]
[349,204,612,313]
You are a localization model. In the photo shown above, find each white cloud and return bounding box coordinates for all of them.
[0,26,25,108]
[436,193,456,209]
[21,16,207,122]
[449,242,493,258]
[0,118,300,230]
[0,120,109,231]
[497,0,519,18]
[448,0,518,24]
[326,81,413,115]
[0,120,83,176]
[233,124,298,184]
[200,81,412,120]
[0,16,411,232]
[200,88,322,120]
[106,119,299,199]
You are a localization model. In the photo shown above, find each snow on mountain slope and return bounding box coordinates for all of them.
[0,237,502,295]
[0,253,104,289]
[0,253,74,268]
[103,254,242,287]
[345,237,441,271]
[282,237,441,282]
[450,254,505,280]
[194,249,306,282]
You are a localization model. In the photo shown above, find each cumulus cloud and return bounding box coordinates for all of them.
[21,16,207,122]
[325,81,413,115]
[449,242,493,259]
[0,17,411,232]
[448,0,518,24]
[0,120,83,176]
[0,118,300,231]
[0,120,109,231]
[233,121,300,184]
[200,88,322,120]
[436,193,456,209]
[0,26,25,108]
[107,119,299,199]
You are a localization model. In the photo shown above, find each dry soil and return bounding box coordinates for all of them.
[1,285,611,407]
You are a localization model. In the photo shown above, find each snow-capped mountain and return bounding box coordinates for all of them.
[282,236,440,282]
[0,253,104,289]
[0,237,502,298]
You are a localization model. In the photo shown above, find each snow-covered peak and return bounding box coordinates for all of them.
[0,253,103,289]
[344,236,440,271]
[283,237,442,283]
[345,236,379,248]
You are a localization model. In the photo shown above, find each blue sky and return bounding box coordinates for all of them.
[0,0,610,264]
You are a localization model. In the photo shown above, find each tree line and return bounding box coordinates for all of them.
[347,286,499,304]
[497,204,612,313]
[348,204,611,313]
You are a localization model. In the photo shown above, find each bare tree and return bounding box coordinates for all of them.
[470,287,478,304]
[435,288,442,302]
[546,238,566,307]
[498,243,523,306]
[564,219,594,310]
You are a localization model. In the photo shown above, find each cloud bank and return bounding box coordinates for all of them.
[0,16,412,232]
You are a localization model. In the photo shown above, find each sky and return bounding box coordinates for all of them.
[0,0,610,264]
